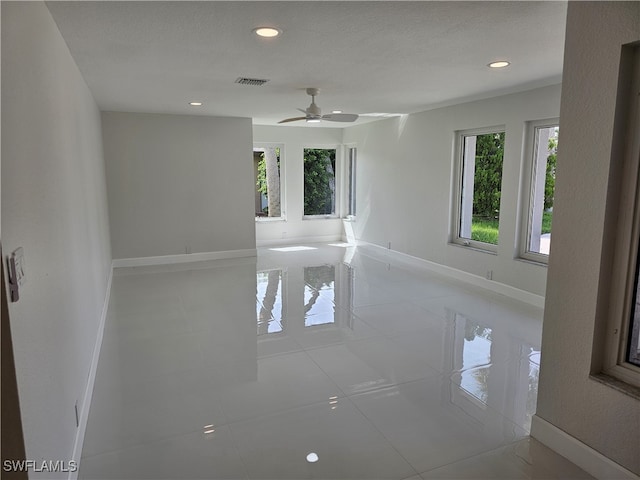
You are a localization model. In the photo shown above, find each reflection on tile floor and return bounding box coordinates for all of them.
[80,243,593,479]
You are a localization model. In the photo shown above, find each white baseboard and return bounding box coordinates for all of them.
[256,234,342,248]
[531,415,639,480]
[356,240,545,308]
[69,266,113,480]
[112,248,257,268]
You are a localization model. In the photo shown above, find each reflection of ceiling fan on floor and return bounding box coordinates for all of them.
[278,88,358,124]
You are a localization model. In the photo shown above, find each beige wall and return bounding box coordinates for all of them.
[102,112,255,259]
[533,1,640,475]
[2,3,112,476]
[342,84,561,297]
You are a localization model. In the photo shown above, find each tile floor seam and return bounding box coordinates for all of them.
[415,437,531,477]
[80,244,562,479]
[343,390,423,478]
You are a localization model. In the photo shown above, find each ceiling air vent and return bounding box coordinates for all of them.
[235,77,269,86]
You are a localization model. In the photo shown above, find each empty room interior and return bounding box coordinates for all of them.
[2,1,640,479]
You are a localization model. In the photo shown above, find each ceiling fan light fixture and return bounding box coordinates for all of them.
[254,27,281,38]
[306,118,321,123]
[189,101,203,106]
[488,60,510,68]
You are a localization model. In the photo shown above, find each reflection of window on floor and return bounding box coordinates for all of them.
[304,265,336,326]
[254,146,282,218]
[525,347,540,428]
[453,129,505,250]
[522,121,558,260]
[256,270,284,335]
[303,148,336,216]
[459,317,493,404]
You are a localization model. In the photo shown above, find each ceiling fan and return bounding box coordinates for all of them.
[278,88,358,124]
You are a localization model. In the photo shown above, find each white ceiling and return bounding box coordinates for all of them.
[46,1,567,126]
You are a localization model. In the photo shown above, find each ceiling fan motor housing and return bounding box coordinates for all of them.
[306,102,321,117]
[306,88,321,117]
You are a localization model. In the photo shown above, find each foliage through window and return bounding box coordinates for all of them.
[254,146,282,218]
[454,129,505,249]
[523,122,558,260]
[303,148,336,216]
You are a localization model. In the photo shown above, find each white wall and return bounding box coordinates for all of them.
[1,3,112,476]
[253,125,344,246]
[343,84,561,297]
[102,112,255,260]
[533,2,640,475]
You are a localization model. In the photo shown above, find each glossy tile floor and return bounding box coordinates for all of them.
[80,243,593,479]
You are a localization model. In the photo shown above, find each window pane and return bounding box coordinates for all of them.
[459,132,504,245]
[303,148,336,216]
[254,146,281,218]
[527,125,558,255]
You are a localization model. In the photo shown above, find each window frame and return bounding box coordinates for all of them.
[451,126,506,254]
[601,44,640,390]
[302,145,341,220]
[346,146,357,220]
[519,118,559,264]
[253,143,286,222]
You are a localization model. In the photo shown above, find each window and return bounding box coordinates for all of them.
[347,147,357,218]
[303,148,337,217]
[254,145,283,219]
[452,128,505,251]
[521,120,559,262]
[601,44,640,390]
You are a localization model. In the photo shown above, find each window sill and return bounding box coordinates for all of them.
[303,215,340,220]
[448,241,498,256]
[516,256,549,267]
[255,217,286,223]
[590,373,640,401]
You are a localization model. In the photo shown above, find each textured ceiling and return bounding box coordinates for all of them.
[46,1,567,126]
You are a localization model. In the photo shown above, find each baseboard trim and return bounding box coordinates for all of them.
[112,248,257,268]
[69,266,113,480]
[256,235,343,248]
[356,241,545,308]
[531,415,639,479]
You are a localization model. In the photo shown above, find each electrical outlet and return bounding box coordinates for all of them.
[388,242,391,250]
[486,270,493,280]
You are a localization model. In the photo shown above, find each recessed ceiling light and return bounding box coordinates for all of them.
[254,27,281,38]
[488,61,510,69]
[189,102,203,106]
[332,110,343,114]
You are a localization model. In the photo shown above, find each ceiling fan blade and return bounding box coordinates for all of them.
[321,113,359,122]
[278,116,307,124]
